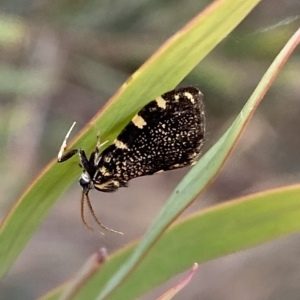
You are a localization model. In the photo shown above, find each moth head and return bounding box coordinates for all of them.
[79,171,93,194]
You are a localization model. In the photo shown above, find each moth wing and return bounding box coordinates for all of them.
[99,87,205,183]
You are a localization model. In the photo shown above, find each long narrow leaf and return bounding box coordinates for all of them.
[41,184,300,300]
[0,0,261,278]
[90,26,300,300]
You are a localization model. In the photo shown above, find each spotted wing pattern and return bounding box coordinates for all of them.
[93,87,205,192]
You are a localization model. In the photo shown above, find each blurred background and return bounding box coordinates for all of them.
[0,0,300,299]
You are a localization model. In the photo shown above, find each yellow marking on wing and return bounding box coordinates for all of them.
[94,180,119,190]
[100,166,111,176]
[132,114,147,129]
[155,96,167,109]
[184,92,195,103]
[114,139,128,149]
[155,170,164,174]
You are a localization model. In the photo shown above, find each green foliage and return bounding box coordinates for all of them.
[41,185,300,300]
[1,0,300,299]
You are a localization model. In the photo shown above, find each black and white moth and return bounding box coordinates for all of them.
[58,87,205,234]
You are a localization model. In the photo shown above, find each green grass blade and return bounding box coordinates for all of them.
[88,26,300,300]
[0,0,261,278]
[40,184,300,300]
[102,185,300,300]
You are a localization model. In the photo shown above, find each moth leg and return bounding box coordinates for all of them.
[92,129,108,165]
[57,124,91,174]
[57,121,77,162]
[92,131,102,164]
[58,149,80,162]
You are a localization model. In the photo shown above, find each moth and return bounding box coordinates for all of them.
[58,87,206,234]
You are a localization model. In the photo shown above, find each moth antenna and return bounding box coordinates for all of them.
[84,193,123,235]
[81,192,94,231]
[57,121,77,161]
